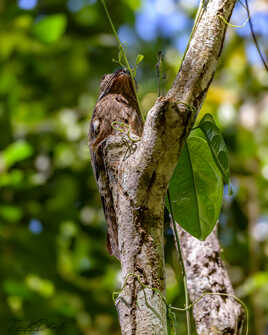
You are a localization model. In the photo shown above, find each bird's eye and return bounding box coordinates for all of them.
[93,119,100,134]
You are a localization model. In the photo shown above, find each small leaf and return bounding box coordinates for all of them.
[135,54,144,65]
[2,141,33,168]
[168,136,223,240]
[199,113,230,183]
[32,14,67,44]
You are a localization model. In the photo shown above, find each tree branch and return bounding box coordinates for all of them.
[178,225,244,334]
[101,0,244,334]
[124,0,238,208]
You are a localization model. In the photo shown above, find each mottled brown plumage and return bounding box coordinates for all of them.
[89,69,143,259]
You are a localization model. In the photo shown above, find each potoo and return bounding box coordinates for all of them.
[89,69,143,259]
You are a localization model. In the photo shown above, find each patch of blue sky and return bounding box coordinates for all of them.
[231,0,268,38]
[246,41,266,67]
[225,1,268,66]
[237,12,268,38]
[135,0,189,41]
[158,12,189,37]
[230,1,249,37]
[118,25,138,46]
[29,219,43,234]
[18,0,37,10]
[172,32,189,53]
[249,12,268,36]
[136,12,158,41]
[180,0,199,11]
[67,0,96,12]
[155,0,177,15]
[142,0,159,19]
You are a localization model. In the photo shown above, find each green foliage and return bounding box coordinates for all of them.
[0,0,267,334]
[0,205,23,222]
[122,0,142,11]
[32,14,67,44]
[26,274,55,297]
[199,113,230,183]
[135,54,144,66]
[133,53,144,76]
[168,136,223,240]
[1,141,33,169]
[168,113,229,240]
[239,272,268,296]
[3,279,33,299]
[0,169,24,187]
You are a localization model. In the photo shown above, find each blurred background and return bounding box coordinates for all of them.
[0,0,268,334]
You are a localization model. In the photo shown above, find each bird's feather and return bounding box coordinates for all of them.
[89,69,143,259]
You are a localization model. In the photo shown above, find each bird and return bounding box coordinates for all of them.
[88,69,143,259]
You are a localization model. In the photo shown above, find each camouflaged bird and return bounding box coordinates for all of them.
[89,69,143,259]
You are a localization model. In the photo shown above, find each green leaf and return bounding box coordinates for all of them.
[26,274,55,298]
[2,141,33,168]
[199,113,230,183]
[122,0,141,11]
[0,205,23,222]
[0,169,24,187]
[32,14,67,44]
[135,54,144,65]
[239,272,268,296]
[168,136,223,240]
[3,280,33,299]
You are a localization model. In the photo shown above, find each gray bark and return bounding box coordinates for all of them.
[100,0,245,334]
[178,225,244,335]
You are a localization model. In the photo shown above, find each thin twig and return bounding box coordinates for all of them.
[167,191,192,335]
[100,0,145,119]
[245,0,268,72]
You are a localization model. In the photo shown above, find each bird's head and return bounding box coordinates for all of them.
[98,69,136,101]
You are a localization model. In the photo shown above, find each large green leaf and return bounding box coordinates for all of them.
[168,136,223,240]
[199,113,230,183]
[32,14,67,44]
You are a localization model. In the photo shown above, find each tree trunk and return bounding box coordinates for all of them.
[93,0,246,333]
